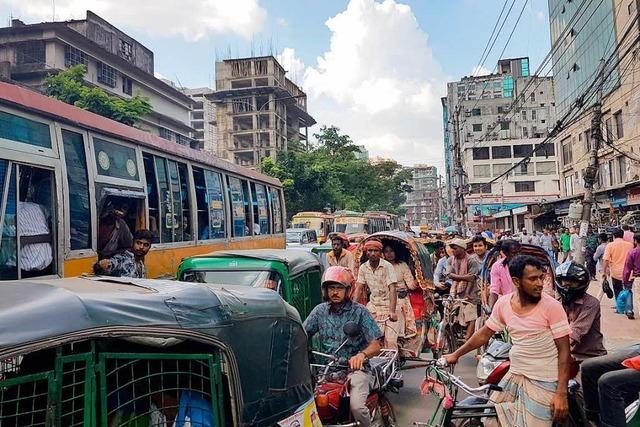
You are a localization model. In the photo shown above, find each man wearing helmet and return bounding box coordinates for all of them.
[555,261,606,359]
[303,266,383,427]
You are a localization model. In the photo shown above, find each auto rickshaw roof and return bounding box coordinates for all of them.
[0,276,300,352]
[189,249,321,277]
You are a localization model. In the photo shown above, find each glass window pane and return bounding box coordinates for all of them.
[62,130,91,250]
[0,162,17,279]
[93,138,139,181]
[255,184,270,235]
[0,111,51,149]
[143,155,160,243]
[204,170,225,239]
[167,160,183,242]
[270,188,283,233]
[154,157,173,243]
[177,163,192,241]
[228,176,246,237]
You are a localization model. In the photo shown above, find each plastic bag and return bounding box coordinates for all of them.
[616,289,631,314]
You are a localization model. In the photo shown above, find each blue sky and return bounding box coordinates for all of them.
[1,0,552,167]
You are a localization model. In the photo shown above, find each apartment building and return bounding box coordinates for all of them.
[209,56,316,168]
[402,165,440,227]
[547,0,640,219]
[0,12,197,148]
[182,87,218,154]
[443,57,561,231]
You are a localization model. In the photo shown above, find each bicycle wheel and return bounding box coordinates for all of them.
[443,327,457,373]
[379,395,397,427]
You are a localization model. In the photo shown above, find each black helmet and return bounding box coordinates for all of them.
[555,261,590,304]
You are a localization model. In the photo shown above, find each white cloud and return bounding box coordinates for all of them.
[277,47,306,86]
[277,17,288,27]
[296,0,447,167]
[471,65,492,76]
[1,0,266,41]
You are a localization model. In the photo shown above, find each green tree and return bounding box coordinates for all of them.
[261,126,413,218]
[44,65,152,126]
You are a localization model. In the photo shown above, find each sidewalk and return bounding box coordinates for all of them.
[588,279,640,352]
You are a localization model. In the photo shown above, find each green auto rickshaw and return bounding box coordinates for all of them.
[177,249,323,320]
[0,276,320,427]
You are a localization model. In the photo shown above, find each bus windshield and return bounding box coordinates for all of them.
[335,223,366,234]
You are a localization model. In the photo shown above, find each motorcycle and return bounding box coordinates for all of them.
[311,322,403,426]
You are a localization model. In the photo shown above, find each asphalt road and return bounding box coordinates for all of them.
[388,353,479,426]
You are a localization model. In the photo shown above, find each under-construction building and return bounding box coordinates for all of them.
[208,56,316,168]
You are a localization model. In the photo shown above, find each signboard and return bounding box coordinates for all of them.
[628,187,640,205]
[512,206,529,215]
[466,203,525,217]
[579,220,589,237]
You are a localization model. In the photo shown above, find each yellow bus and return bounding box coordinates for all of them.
[333,210,397,235]
[291,211,334,243]
[0,81,285,280]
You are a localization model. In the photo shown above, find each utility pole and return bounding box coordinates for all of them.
[574,60,606,264]
[452,107,466,234]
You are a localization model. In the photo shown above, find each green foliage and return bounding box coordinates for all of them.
[44,65,152,126]
[261,125,412,218]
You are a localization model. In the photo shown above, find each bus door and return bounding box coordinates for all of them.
[0,161,57,279]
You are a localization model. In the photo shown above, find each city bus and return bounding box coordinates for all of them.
[0,81,286,280]
[333,210,398,235]
[290,211,334,243]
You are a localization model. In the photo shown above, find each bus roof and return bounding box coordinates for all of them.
[0,81,281,187]
[292,211,329,218]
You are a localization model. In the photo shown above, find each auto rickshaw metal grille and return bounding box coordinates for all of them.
[56,353,94,427]
[97,352,225,427]
[0,370,55,426]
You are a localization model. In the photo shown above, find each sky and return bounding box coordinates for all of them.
[0,0,552,172]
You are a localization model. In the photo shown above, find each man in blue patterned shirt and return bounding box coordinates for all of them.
[304,266,383,427]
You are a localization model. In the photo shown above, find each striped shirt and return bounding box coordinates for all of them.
[18,202,53,271]
[486,292,570,382]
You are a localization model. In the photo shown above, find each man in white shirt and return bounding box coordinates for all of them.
[18,201,53,273]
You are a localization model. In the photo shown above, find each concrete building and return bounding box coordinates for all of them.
[209,56,316,168]
[443,57,561,231]
[355,145,369,161]
[0,12,197,148]
[547,0,640,221]
[402,165,440,227]
[182,87,218,154]
[441,98,454,225]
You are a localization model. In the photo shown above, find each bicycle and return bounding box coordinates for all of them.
[412,358,500,427]
[431,296,472,368]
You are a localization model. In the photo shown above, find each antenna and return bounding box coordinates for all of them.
[52,0,55,21]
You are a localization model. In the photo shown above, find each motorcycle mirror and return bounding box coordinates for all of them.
[343,322,360,337]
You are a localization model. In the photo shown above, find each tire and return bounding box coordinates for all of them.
[444,328,457,373]
[379,395,397,427]
[565,385,587,427]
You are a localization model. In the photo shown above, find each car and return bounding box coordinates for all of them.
[286,228,319,247]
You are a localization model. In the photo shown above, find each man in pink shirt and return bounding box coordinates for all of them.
[488,239,521,308]
[446,255,571,425]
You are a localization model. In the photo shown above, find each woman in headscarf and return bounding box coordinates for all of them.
[383,244,418,340]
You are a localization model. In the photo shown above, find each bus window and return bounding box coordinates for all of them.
[143,155,160,243]
[254,183,270,235]
[61,130,91,250]
[146,155,191,243]
[193,168,226,240]
[241,180,253,235]
[176,163,192,241]
[227,176,247,237]
[270,188,283,233]
[0,162,56,279]
[167,160,184,242]
[93,138,139,181]
[0,110,51,149]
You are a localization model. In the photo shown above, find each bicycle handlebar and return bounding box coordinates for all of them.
[421,358,503,395]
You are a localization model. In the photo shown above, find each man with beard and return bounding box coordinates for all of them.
[445,255,571,426]
[94,229,154,278]
[327,232,355,274]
